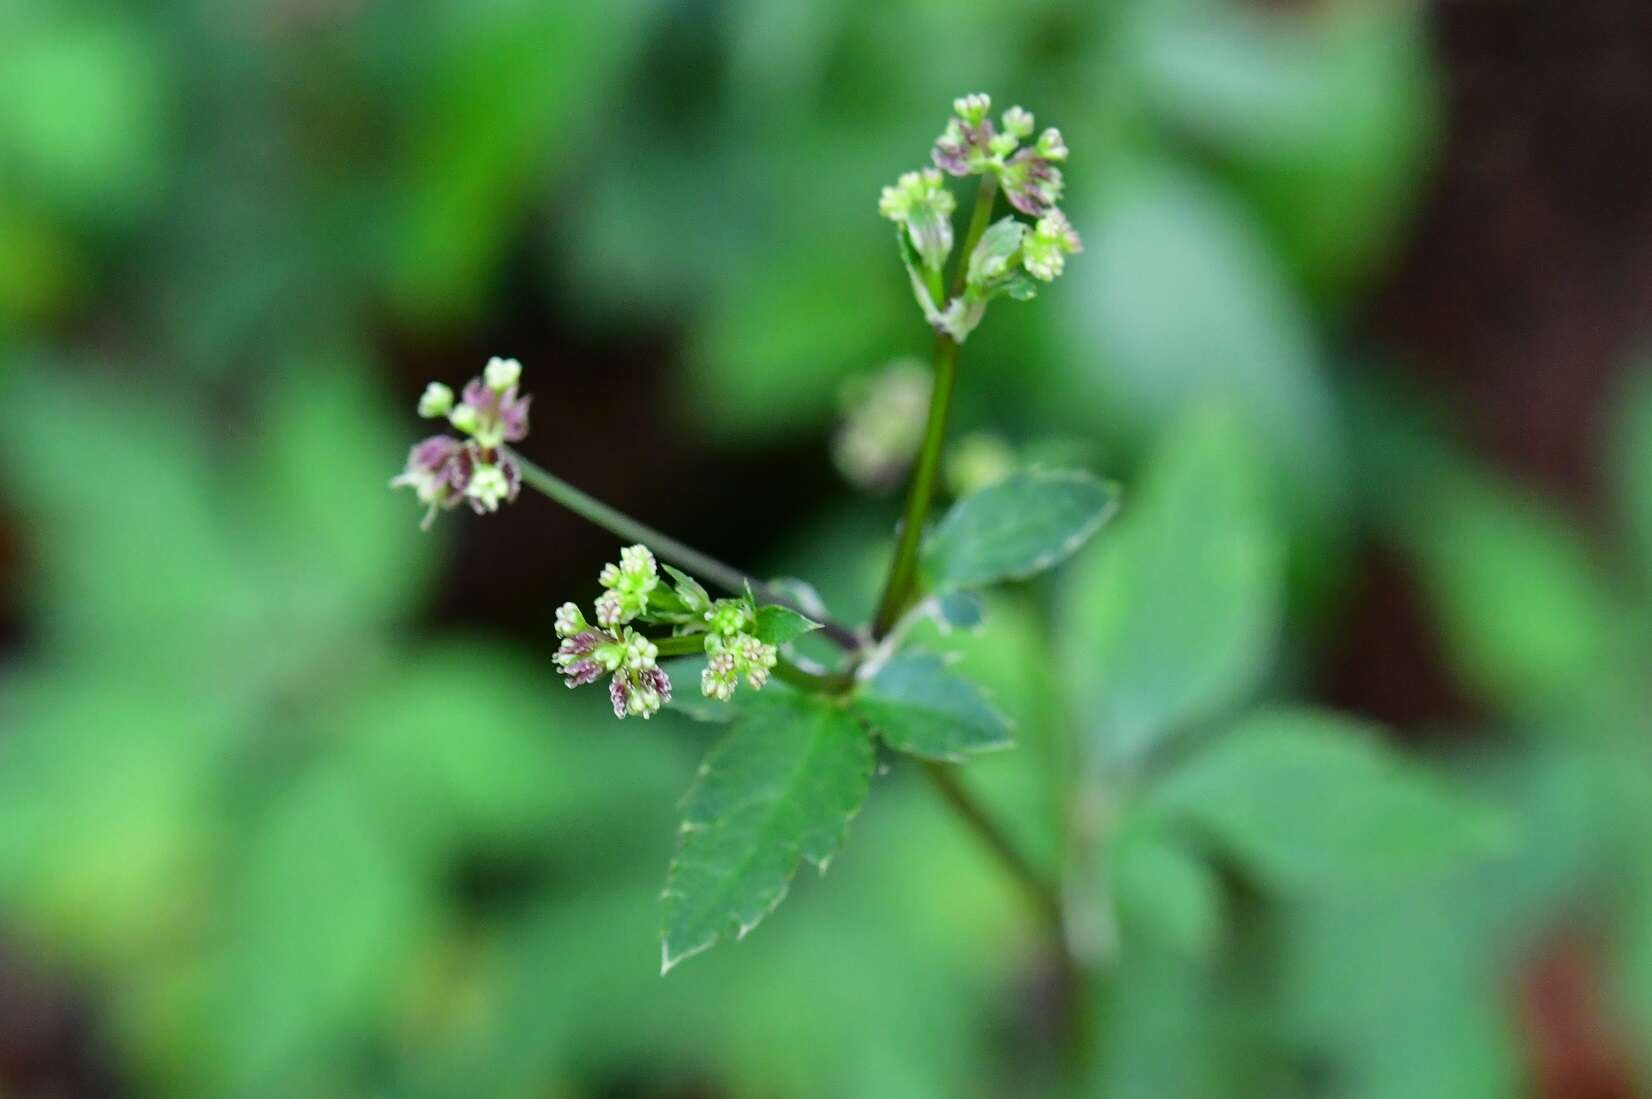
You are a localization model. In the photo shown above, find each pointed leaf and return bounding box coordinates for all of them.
[922,469,1119,592]
[754,604,821,647]
[855,653,1013,762]
[662,694,873,971]
[1147,708,1506,893]
[1061,411,1281,763]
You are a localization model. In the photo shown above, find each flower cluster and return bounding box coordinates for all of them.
[555,603,673,719]
[879,94,1082,343]
[554,544,781,719]
[392,356,532,528]
[933,93,1068,217]
[879,168,957,274]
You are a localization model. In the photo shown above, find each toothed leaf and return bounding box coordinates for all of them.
[855,653,1013,762]
[754,605,821,647]
[661,694,872,971]
[923,469,1118,592]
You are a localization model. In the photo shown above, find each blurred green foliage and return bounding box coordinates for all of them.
[2,0,1648,1097]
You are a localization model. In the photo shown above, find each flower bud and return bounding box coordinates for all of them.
[878,169,956,273]
[418,382,454,419]
[1001,106,1035,139]
[484,356,522,393]
[1022,209,1083,282]
[953,93,991,125]
[1037,128,1068,161]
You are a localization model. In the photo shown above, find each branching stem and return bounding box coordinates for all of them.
[507,447,860,650]
[870,173,998,637]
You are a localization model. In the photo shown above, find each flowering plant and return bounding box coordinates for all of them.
[389,96,1495,1079]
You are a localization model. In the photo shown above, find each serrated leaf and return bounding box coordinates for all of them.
[1148,708,1506,894]
[754,604,821,647]
[1061,411,1281,764]
[662,694,873,971]
[922,469,1119,593]
[854,653,1013,763]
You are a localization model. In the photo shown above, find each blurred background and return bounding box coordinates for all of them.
[2,0,1651,1096]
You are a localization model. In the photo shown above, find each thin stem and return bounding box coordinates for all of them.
[921,760,1092,1078]
[506,447,860,650]
[870,173,998,637]
[920,761,1062,933]
[649,634,707,657]
[773,656,854,695]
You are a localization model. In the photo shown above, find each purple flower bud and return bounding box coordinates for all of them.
[562,659,603,688]
[610,676,629,718]
[459,379,532,448]
[1001,150,1064,217]
[391,434,475,529]
[642,666,673,704]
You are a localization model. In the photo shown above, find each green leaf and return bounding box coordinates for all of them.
[932,590,985,632]
[1402,461,1619,717]
[216,761,428,1089]
[1061,411,1281,763]
[855,653,1014,763]
[662,694,873,971]
[1057,161,1348,602]
[922,469,1119,592]
[1110,824,1223,961]
[754,604,821,647]
[1147,708,1506,894]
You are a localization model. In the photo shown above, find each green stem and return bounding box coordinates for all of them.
[773,656,854,694]
[648,634,707,657]
[506,447,860,650]
[920,761,1061,933]
[920,760,1092,1078]
[870,173,998,638]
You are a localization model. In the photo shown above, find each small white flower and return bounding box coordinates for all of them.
[417,382,454,419]
[484,356,522,393]
[465,463,511,512]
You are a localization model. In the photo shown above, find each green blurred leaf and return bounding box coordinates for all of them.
[1148,708,1504,893]
[247,352,428,630]
[922,469,1119,592]
[755,604,821,646]
[0,9,170,224]
[1110,823,1223,961]
[1059,162,1346,598]
[855,652,1014,763]
[1402,465,1620,718]
[663,694,874,971]
[1133,1,1435,299]
[216,761,429,1090]
[392,0,651,321]
[1061,410,1281,763]
[0,362,256,668]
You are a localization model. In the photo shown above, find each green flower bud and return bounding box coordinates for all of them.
[1002,106,1035,139]
[465,462,512,512]
[447,404,480,435]
[418,382,454,419]
[484,356,522,392]
[953,93,991,125]
[879,169,956,273]
[1022,209,1082,282]
[1037,127,1069,161]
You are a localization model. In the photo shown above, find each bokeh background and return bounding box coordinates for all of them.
[3,0,1652,1096]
